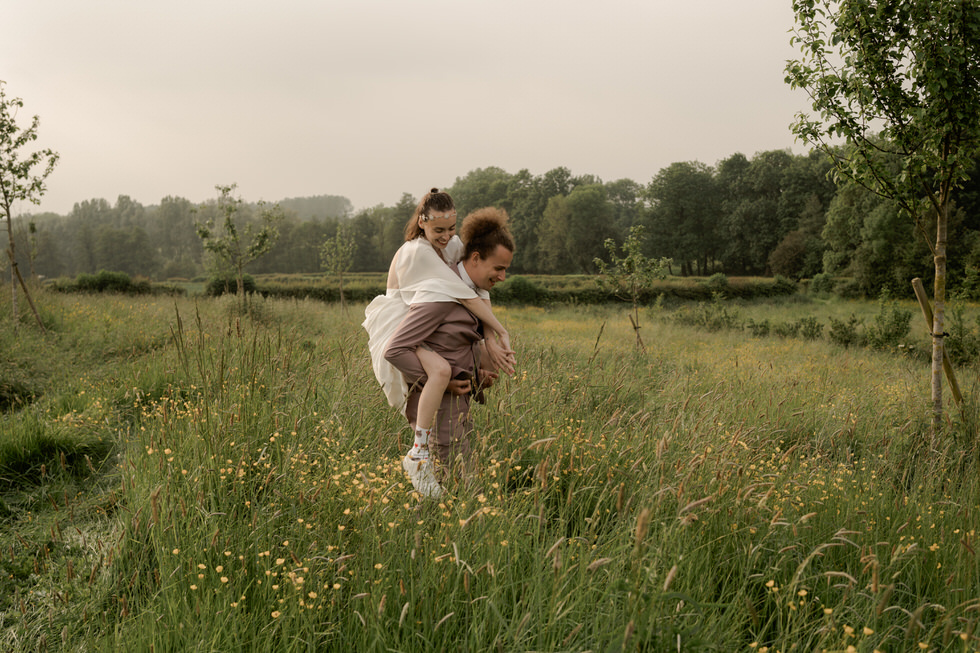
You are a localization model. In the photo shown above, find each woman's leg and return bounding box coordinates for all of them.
[409,347,451,459]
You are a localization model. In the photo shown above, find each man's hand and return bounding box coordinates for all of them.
[447,378,472,396]
[478,368,499,390]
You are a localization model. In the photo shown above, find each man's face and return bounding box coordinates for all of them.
[464,245,513,291]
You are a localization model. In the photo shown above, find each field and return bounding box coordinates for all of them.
[2,290,979,652]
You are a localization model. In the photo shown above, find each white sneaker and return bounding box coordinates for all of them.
[402,453,444,498]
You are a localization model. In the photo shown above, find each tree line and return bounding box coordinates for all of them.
[6,149,980,297]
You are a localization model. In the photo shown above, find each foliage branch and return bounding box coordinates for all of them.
[0,81,59,330]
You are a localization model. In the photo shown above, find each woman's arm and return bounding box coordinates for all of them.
[458,297,507,339]
[458,297,516,374]
[386,252,400,289]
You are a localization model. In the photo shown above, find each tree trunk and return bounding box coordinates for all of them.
[5,214,17,327]
[8,259,15,328]
[11,257,45,331]
[931,199,949,444]
[628,310,645,353]
[5,223,44,330]
[912,277,962,407]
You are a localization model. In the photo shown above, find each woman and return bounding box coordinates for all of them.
[363,189,514,478]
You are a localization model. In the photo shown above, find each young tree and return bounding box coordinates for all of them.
[196,184,283,311]
[786,0,980,439]
[0,81,59,330]
[594,224,671,352]
[320,223,355,313]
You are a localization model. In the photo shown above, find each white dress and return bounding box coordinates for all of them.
[363,236,484,414]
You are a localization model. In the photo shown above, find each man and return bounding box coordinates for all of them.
[384,207,515,497]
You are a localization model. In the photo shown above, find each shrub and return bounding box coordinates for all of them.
[746,318,770,337]
[206,273,257,297]
[797,316,823,340]
[944,303,980,365]
[49,270,178,296]
[809,273,835,295]
[828,315,862,348]
[493,276,552,305]
[773,320,801,338]
[673,292,741,332]
[864,292,912,350]
[77,270,133,293]
[771,275,799,296]
[706,273,729,289]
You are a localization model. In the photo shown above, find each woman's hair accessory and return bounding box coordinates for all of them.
[421,210,457,222]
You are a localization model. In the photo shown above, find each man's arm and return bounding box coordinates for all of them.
[384,303,452,384]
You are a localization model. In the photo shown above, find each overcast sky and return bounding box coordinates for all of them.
[4,0,810,217]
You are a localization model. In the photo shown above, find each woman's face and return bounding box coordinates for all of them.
[419,209,457,250]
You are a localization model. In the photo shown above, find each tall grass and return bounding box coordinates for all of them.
[2,292,979,651]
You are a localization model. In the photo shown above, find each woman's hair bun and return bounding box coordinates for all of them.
[430,187,439,194]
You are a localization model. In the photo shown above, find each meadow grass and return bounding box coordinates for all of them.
[1,292,979,651]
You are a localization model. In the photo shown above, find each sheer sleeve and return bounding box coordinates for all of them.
[395,237,478,304]
[444,235,464,264]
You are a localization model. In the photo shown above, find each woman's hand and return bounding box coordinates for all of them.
[486,332,516,375]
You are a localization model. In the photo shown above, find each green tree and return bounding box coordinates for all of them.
[821,181,878,276]
[258,217,328,274]
[504,169,544,273]
[95,225,160,278]
[715,153,753,274]
[448,167,514,216]
[277,194,353,220]
[564,184,616,273]
[508,167,577,273]
[153,195,201,278]
[383,193,418,264]
[348,209,384,272]
[723,150,796,275]
[537,195,574,273]
[68,198,112,274]
[767,229,808,280]
[0,81,59,330]
[196,184,283,309]
[786,0,980,437]
[538,185,617,274]
[769,194,828,280]
[594,224,671,351]
[113,194,145,227]
[854,195,929,294]
[31,220,65,279]
[604,178,644,237]
[644,161,720,276]
[320,223,355,313]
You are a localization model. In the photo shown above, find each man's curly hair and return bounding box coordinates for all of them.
[460,207,515,260]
